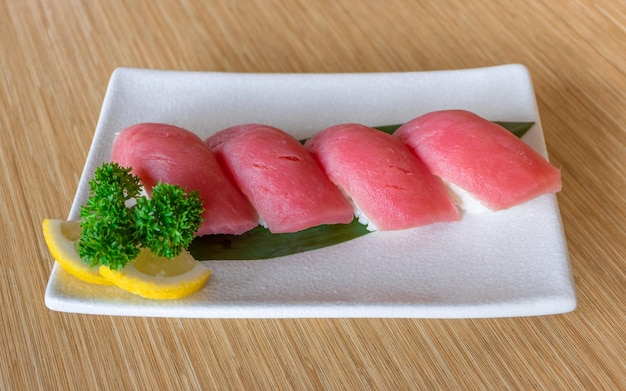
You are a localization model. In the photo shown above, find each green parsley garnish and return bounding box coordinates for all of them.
[77,162,204,270]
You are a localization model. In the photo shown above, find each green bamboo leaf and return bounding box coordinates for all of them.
[373,124,402,135]
[189,121,534,261]
[493,122,534,138]
[189,218,370,260]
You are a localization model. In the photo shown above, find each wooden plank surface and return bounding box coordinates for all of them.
[1,0,624,389]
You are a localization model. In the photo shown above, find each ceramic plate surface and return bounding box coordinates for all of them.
[45,65,576,318]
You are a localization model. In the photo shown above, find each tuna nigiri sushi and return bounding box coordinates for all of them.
[304,123,460,231]
[394,110,562,212]
[111,123,259,236]
[206,124,354,233]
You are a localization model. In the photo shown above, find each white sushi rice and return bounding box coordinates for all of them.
[353,205,378,232]
[333,186,380,231]
[442,181,491,214]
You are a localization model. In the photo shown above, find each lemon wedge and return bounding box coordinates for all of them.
[99,248,211,300]
[43,219,211,299]
[42,219,114,285]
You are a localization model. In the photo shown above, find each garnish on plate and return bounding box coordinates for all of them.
[43,162,210,300]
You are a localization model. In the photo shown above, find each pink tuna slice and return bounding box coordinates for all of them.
[206,124,354,233]
[394,110,562,211]
[304,123,460,231]
[110,123,258,236]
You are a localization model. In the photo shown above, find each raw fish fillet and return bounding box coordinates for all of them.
[206,124,354,233]
[394,110,562,211]
[110,123,258,236]
[304,123,460,231]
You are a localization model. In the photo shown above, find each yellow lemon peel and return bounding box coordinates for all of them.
[99,248,211,300]
[42,219,113,286]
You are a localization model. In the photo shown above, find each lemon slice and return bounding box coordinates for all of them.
[42,219,114,286]
[99,248,211,300]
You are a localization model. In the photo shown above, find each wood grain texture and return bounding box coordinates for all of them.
[1,0,624,389]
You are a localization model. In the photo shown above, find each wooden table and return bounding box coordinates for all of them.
[2,0,624,389]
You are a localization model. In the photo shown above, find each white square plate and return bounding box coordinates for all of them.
[45,65,576,318]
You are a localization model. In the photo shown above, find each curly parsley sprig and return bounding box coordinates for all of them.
[134,182,203,259]
[77,162,204,270]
